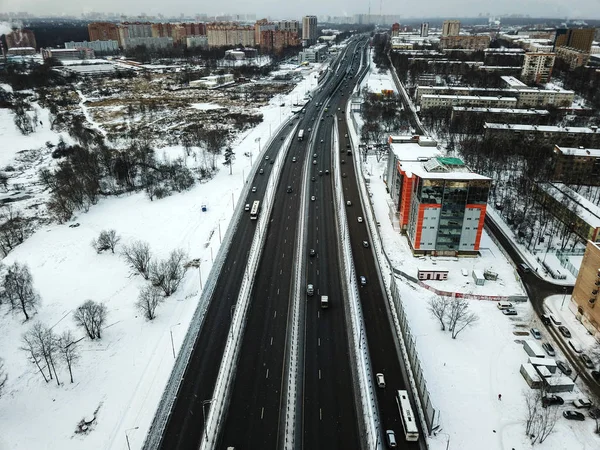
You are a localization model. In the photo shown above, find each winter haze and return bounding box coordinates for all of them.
[1,0,599,19]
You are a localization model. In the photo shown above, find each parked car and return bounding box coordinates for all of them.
[542,395,564,408]
[550,314,562,326]
[360,276,367,286]
[558,326,571,338]
[557,360,572,376]
[573,398,592,408]
[502,309,518,316]
[569,340,583,353]
[563,410,585,421]
[519,263,531,273]
[581,353,595,369]
[589,407,600,419]
[591,371,600,382]
[541,314,551,325]
[530,328,542,339]
[542,342,556,357]
[376,373,386,388]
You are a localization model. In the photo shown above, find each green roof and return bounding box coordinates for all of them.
[437,157,464,166]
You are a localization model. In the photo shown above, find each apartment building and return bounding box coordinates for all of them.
[555,46,590,69]
[442,20,460,37]
[483,123,600,148]
[206,22,255,47]
[420,94,518,111]
[420,22,429,38]
[439,35,490,51]
[65,40,119,53]
[521,52,555,84]
[5,28,36,49]
[255,19,299,52]
[554,28,595,53]
[302,16,318,45]
[88,22,119,42]
[552,145,600,185]
[276,20,299,34]
[571,240,600,337]
[416,85,574,108]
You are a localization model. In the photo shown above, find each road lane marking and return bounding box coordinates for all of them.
[274,310,277,318]
[319,369,322,380]
[261,407,264,419]
[270,336,273,345]
[320,408,322,421]
[318,338,321,346]
[266,368,269,379]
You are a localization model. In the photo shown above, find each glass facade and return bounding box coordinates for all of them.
[436,181,469,251]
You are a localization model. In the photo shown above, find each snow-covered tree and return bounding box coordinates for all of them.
[136,285,164,320]
[73,300,107,340]
[2,262,40,321]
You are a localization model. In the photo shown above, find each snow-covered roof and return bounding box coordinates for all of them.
[388,137,441,162]
[422,94,518,102]
[452,106,549,115]
[554,145,600,157]
[538,182,600,229]
[500,75,528,88]
[417,85,574,95]
[484,123,599,133]
[399,159,490,181]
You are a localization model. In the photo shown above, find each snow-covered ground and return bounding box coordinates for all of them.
[353,63,599,450]
[0,62,323,450]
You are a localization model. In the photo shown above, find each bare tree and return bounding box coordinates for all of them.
[91,229,121,254]
[136,285,164,320]
[533,398,559,443]
[447,297,479,339]
[121,240,152,279]
[2,262,40,321]
[73,300,107,340]
[0,207,30,257]
[21,331,49,383]
[58,330,79,383]
[524,388,542,436]
[22,322,60,385]
[150,249,188,296]
[427,295,450,330]
[0,357,7,398]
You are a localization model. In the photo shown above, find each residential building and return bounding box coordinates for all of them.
[298,44,326,63]
[571,240,600,337]
[88,22,119,42]
[391,23,400,37]
[5,28,36,49]
[501,75,529,89]
[554,28,595,53]
[420,94,518,111]
[255,19,299,52]
[276,20,299,34]
[415,85,574,108]
[41,47,95,61]
[206,22,255,47]
[186,36,209,49]
[439,35,490,50]
[555,46,590,69]
[65,40,119,53]
[420,22,429,37]
[255,19,276,47]
[450,107,550,130]
[552,145,600,185]
[483,123,600,148]
[521,52,555,84]
[385,143,490,256]
[391,38,414,50]
[442,20,460,37]
[183,23,206,37]
[122,36,173,50]
[302,15,318,45]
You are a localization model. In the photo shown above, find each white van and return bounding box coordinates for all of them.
[307,284,314,296]
[497,301,513,310]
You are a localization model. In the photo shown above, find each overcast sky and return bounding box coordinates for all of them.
[1,0,599,20]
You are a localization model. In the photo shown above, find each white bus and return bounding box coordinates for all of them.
[396,390,419,441]
[250,201,260,220]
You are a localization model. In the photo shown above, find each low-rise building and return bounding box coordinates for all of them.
[483,123,600,148]
[186,35,208,49]
[450,107,550,131]
[420,94,518,111]
[7,46,36,56]
[122,36,173,50]
[439,35,490,50]
[552,145,600,185]
[299,44,327,63]
[189,73,235,89]
[41,47,95,61]
[65,40,119,53]
[555,46,590,69]
[571,240,600,337]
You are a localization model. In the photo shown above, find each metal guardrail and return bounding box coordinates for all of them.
[200,124,299,450]
[142,117,292,450]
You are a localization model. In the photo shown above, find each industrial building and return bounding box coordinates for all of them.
[65,40,119,54]
[41,47,95,61]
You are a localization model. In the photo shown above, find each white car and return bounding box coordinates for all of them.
[358,217,363,223]
[251,186,257,193]
[376,373,385,388]
[311,196,316,201]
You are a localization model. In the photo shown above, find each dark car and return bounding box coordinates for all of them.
[360,276,367,286]
[542,395,564,408]
[309,249,316,257]
[558,326,571,338]
[591,371,600,382]
[589,407,600,419]
[542,342,556,357]
[557,360,572,376]
[563,410,585,421]
[362,241,369,248]
[541,314,551,325]
[581,353,595,369]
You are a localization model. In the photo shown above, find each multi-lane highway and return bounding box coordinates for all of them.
[219,39,365,450]
[156,35,424,450]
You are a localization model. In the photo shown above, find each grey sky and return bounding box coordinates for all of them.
[1,0,599,20]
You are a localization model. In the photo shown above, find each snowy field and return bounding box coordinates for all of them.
[0,62,323,450]
[354,63,599,449]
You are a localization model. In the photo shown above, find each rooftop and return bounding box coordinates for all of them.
[399,158,490,181]
[538,182,600,229]
[484,123,599,133]
[388,135,441,162]
[422,94,518,102]
[452,106,549,115]
[554,145,600,157]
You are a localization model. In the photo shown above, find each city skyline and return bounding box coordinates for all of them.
[1,0,600,20]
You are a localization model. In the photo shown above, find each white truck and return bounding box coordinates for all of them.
[321,295,329,308]
[298,129,304,141]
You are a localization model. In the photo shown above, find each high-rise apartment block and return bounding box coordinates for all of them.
[521,52,556,84]
[276,20,299,34]
[302,15,318,45]
[554,28,595,53]
[442,20,460,37]
[254,19,299,52]
[420,22,429,37]
[206,22,255,48]
[5,28,37,49]
[88,22,119,42]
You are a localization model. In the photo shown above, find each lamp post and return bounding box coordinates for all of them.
[561,286,568,310]
[170,323,181,359]
[202,399,214,442]
[125,427,139,450]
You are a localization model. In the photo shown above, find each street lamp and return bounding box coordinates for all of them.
[202,399,214,442]
[170,323,181,359]
[125,427,139,450]
[561,286,568,310]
